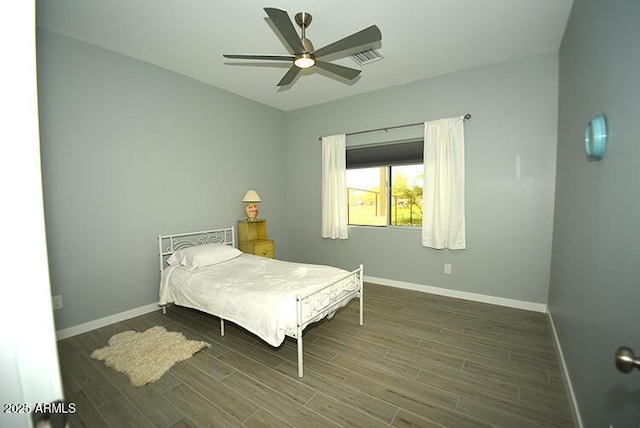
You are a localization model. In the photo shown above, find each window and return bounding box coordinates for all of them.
[346,139,423,227]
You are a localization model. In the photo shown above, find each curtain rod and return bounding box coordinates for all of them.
[318,113,471,142]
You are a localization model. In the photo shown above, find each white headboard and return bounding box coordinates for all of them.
[158,227,235,273]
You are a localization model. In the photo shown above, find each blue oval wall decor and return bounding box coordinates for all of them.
[584,114,608,160]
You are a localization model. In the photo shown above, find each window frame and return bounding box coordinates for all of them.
[345,137,424,228]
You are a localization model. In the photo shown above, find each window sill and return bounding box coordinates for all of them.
[348,224,421,231]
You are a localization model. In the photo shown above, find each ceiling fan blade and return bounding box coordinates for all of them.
[313,25,382,58]
[277,66,301,87]
[223,54,294,61]
[264,8,305,54]
[315,61,361,80]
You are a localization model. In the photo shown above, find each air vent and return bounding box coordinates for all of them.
[350,48,383,66]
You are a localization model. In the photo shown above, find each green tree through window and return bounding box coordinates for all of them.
[391,165,423,226]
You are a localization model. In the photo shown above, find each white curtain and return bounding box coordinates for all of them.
[422,117,466,249]
[321,134,348,239]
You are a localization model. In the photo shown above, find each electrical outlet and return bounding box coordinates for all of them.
[52,295,63,310]
[444,263,452,274]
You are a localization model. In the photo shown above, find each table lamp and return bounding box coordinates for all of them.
[242,190,262,221]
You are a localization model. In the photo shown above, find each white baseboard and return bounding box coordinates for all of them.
[364,275,548,313]
[547,311,583,428]
[55,303,160,340]
[56,277,547,340]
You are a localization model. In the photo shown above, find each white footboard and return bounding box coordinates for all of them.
[292,264,364,377]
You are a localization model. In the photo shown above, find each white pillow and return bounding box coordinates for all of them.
[167,243,242,270]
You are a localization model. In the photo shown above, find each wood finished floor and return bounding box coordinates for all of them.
[57,283,575,427]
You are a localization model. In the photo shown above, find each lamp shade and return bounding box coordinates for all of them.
[242,190,262,203]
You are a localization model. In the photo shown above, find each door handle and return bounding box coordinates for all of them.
[615,346,640,373]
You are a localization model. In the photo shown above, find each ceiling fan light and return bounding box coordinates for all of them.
[294,53,315,69]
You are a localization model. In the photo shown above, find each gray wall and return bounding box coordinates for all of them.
[549,0,640,426]
[37,30,286,330]
[283,53,559,305]
[38,31,560,328]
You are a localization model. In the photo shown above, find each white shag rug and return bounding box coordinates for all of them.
[90,326,210,387]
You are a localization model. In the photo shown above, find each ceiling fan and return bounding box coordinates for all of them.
[222,8,382,87]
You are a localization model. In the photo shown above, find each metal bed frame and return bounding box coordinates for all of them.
[158,226,363,377]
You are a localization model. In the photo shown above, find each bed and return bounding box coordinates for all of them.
[158,227,363,377]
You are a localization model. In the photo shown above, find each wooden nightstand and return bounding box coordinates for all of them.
[238,219,275,258]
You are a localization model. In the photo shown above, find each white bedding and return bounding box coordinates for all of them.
[159,253,358,346]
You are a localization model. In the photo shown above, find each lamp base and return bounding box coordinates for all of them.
[245,203,259,221]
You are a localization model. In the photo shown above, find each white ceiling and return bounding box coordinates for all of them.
[36,0,573,112]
